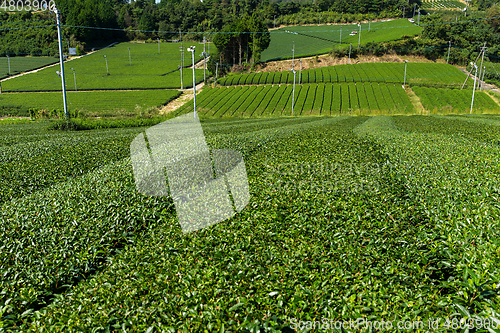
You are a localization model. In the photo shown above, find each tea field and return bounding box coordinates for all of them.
[0,56,58,80]
[0,89,181,117]
[1,42,205,92]
[174,82,415,117]
[261,19,422,62]
[2,115,500,331]
[174,81,499,117]
[421,0,466,10]
[219,62,469,89]
[413,86,499,113]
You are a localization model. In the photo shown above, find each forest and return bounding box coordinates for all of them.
[0,0,416,55]
[1,0,500,70]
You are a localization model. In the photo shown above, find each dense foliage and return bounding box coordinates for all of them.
[419,10,500,63]
[212,13,270,66]
[54,0,122,42]
[0,12,59,57]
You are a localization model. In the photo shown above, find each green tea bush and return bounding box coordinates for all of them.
[3,115,500,330]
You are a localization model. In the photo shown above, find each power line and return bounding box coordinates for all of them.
[52,15,500,35]
[0,24,55,32]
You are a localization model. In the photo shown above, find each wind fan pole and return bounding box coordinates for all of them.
[446,41,451,64]
[55,8,68,118]
[291,69,296,116]
[203,36,207,83]
[180,29,183,90]
[480,66,486,91]
[478,45,487,92]
[299,59,302,85]
[471,63,478,114]
[187,46,197,119]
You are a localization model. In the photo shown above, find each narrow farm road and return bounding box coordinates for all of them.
[161,81,205,115]
[458,66,500,94]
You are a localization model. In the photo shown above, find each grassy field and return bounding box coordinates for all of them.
[0,89,181,117]
[2,115,500,330]
[219,62,469,88]
[175,82,417,117]
[1,42,206,91]
[261,19,422,62]
[0,56,59,80]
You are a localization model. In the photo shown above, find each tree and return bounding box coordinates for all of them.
[55,0,118,42]
[213,13,269,68]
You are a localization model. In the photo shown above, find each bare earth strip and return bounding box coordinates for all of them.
[160,82,205,115]
[255,53,445,73]
[407,87,426,114]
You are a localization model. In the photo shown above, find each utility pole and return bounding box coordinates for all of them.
[70,68,77,92]
[349,43,352,64]
[478,44,487,92]
[403,60,408,88]
[471,62,478,113]
[187,46,197,119]
[358,23,361,47]
[461,51,483,90]
[6,55,10,75]
[104,55,109,75]
[291,41,296,115]
[179,29,184,90]
[417,9,420,26]
[299,59,302,85]
[215,62,219,81]
[292,69,296,115]
[369,20,371,32]
[203,36,207,83]
[446,41,451,64]
[128,47,131,66]
[55,8,68,118]
[274,15,276,28]
[413,3,416,17]
[480,66,486,91]
[403,5,405,18]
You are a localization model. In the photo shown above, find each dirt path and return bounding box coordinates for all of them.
[160,81,205,115]
[194,57,210,69]
[457,67,500,93]
[407,86,427,114]
[255,53,445,73]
